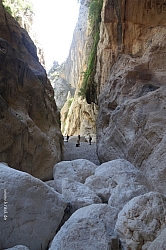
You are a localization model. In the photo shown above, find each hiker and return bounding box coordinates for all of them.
[66,134,69,142]
[78,135,80,144]
[76,135,80,147]
[89,135,92,145]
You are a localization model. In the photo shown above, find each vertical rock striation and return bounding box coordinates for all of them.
[0,3,62,180]
[61,0,98,137]
[48,61,74,110]
[96,0,166,193]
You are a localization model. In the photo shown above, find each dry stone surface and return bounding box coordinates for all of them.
[4,246,30,250]
[49,204,119,250]
[62,178,102,212]
[108,182,149,211]
[85,159,151,203]
[85,174,117,203]
[97,0,166,195]
[115,192,166,250]
[0,163,66,250]
[53,159,97,193]
[147,227,166,250]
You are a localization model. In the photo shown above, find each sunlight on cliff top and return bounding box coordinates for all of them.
[32,0,80,71]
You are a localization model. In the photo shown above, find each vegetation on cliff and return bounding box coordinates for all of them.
[78,0,103,104]
[2,0,34,21]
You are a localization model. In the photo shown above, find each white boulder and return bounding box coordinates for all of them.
[147,228,166,250]
[53,159,97,193]
[85,175,118,202]
[62,178,102,212]
[44,180,55,190]
[49,204,119,250]
[115,192,166,250]
[108,182,149,210]
[0,163,66,250]
[85,159,151,202]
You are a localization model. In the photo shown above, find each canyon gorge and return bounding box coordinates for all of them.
[1,0,166,249]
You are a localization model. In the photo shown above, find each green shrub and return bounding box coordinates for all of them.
[2,1,12,14]
[68,98,74,108]
[2,0,34,21]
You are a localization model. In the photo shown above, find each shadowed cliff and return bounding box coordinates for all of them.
[0,2,63,180]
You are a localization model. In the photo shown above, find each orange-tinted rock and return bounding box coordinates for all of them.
[97,0,166,193]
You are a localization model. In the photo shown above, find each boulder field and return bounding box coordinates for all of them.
[1,158,166,250]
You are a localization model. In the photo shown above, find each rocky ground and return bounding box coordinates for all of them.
[63,141,100,165]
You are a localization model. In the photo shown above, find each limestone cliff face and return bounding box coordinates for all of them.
[96,0,166,193]
[0,3,62,180]
[61,0,98,137]
[48,61,74,110]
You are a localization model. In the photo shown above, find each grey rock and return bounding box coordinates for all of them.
[0,163,66,250]
[53,159,97,193]
[108,182,149,211]
[49,204,119,250]
[4,246,30,250]
[147,227,166,250]
[62,178,102,212]
[85,159,151,203]
[115,192,166,250]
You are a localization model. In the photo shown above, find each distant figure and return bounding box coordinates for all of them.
[66,134,69,142]
[76,135,81,147]
[89,135,92,145]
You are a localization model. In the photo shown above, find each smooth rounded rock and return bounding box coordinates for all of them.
[49,204,119,250]
[53,159,97,193]
[62,178,102,212]
[0,163,66,250]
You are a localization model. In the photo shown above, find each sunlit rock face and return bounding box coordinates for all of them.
[48,61,74,110]
[0,4,63,180]
[96,0,166,193]
[61,0,98,137]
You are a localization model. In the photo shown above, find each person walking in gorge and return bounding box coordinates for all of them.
[78,135,80,144]
[76,135,80,147]
[89,135,92,145]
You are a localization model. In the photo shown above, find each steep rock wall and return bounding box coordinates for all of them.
[97,0,166,193]
[2,0,45,67]
[48,61,74,110]
[61,0,98,137]
[0,3,62,180]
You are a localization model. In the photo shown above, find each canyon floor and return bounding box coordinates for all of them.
[63,141,100,165]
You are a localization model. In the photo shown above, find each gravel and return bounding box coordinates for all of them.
[63,141,100,166]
